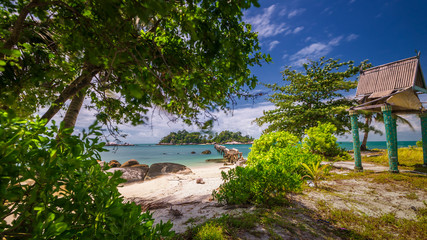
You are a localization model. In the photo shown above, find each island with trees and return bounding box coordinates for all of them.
[158,130,254,145]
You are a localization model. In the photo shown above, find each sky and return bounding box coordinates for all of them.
[60,0,427,143]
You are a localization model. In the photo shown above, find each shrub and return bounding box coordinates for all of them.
[302,122,343,157]
[417,140,423,148]
[214,137,321,205]
[247,131,299,164]
[0,110,173,239]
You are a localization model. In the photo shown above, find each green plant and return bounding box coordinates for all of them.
[194,223,225,240]
[417,140,423,148]
[0,110,173,239]
[302,122,343,157]
[214,132,321,205]
[301,162,330,188]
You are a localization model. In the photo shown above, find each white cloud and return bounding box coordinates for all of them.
[268,40,280,51]
[293,26,304,34]
[288,8,306,18]
[244,4,288,38]
[346,33,359,41]
[288,36,343,66]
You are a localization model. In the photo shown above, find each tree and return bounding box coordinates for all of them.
[0,0,270,133]
[255,57,370,138]
[360,112,414,151]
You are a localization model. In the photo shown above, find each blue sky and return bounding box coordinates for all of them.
[69,0,427,143]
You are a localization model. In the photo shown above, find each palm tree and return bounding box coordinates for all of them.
[360,111,414,151]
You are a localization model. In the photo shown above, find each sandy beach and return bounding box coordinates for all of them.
[118,163,245,233]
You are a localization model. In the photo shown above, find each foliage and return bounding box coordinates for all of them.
[301,162,330,188]
[194,222,225,240]
[159,130,253,144]
[247,131,299,164]
[417,140,423,148]
[0,110,173,239]
[255,57,370,138]
[213,144,321,205]
[302,122,343,157]
[0,0,270,130]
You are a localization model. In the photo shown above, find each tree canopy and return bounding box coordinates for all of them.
[0,0,270,131]
[255,57,370,138]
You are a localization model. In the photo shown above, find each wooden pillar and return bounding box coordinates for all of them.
[381,105,399,173]
[349,110,363,171]
[420,112,427,167]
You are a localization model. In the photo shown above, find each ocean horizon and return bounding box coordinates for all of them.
[99,141,418,167]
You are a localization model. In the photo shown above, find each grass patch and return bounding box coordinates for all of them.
[326,170,427,191]
[361,147,426,173]
[316,200,427,240]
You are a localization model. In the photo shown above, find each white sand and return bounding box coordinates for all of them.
[118,163,246,233]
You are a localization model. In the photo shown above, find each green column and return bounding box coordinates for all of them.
[420,112,427,167]
[350,110,363,171]
[391,115,399,165]
[381,105,399,173]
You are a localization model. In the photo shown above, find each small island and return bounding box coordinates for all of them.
[158,130,254,145]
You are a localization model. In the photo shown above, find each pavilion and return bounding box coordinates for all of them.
[349,55,427,172]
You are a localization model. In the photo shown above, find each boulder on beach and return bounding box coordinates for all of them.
[145,163,193,180]
[106,167,149,183]
[108,160,121,168]
[121,159,139,167]
[201,150,211,154]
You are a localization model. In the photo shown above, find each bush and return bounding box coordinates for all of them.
[0,110,173,239]
[302,122,343,157]
[214,131,321,205]
[417,141,423,148]
[247,131,299,164]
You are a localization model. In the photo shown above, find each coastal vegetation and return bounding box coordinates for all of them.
[0,0,269,238]
[254,57,372,138]
[159,130,254,145]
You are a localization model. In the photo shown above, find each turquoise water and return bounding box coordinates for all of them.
[99,141,418,167]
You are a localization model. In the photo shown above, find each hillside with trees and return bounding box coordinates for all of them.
[159,130,254,144]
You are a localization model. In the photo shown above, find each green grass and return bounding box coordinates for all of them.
[361,147,426,173]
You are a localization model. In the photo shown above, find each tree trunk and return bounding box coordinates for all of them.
[62,88,87,130]
[41,64,99,123]
[360,116,372,151]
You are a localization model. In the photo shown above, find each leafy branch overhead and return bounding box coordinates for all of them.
[255,57,371,138]
[0,0,270,129]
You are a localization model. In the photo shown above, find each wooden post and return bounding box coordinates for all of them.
[381,105,399,173]
[349,110,363,171]
[420,112,427,167]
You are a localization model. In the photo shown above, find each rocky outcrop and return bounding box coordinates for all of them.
[214,144,244,164]
[201,150,211,154]
[106,167,149,183]
[145,163,193,180]
[121,159,139,167]
[108,160,121,168]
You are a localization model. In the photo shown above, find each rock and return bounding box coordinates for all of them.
[131,164,149,173]
[97,160,106,168]
[106,167,149,183]
[236,158,247,167]
[145,163,193,180]
[121,159,139,167]
[191,151,196,154]
[196,178,205,184]
[205,158,227,163]
[108,160,121,168]
[201,150,211,154]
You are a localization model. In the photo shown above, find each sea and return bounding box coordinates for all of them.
[100,141,416,167]
[99,141,418,167]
